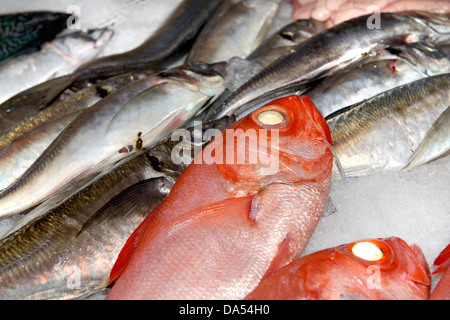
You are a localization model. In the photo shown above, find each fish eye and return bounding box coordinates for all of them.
[351,241,384,261]
[257,109,284,125]
[280,31,294,41]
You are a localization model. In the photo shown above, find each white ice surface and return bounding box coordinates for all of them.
[0,0,448,298]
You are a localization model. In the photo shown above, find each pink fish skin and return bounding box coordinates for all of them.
[430,243,450,300]
[106,95,333,299]
[245,237,431,300]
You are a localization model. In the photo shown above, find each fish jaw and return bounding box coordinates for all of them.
[210,95,333,194]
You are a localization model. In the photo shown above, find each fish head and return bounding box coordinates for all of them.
[282,19,326,43]
[339,237,430,298]
[55,28,114,59]
[210,94,333,195]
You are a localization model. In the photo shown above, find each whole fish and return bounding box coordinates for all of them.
[430,244,450,300]
[0,117,234,300]
[0,62,226,218]
[186,0,281,64]
[403,106,450,171]
[245,237,430,300]
[106,94,333,300]
[326,74,450,179]
[0,11,70,62]
[204,12,450,121]
[0,71,150,191]
[0,0,222,134]
[0,28,113,104]
[305,42,450,117]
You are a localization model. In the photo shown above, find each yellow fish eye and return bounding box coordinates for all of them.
[257,109,284,125]
[351,241,384,261]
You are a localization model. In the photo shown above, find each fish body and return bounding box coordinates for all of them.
[0,117,234,300]
[186,0,281,64]
[222,18,326,93]
[0,11,70,62]
[204,12,450,121]
[0,63,226,217]
[246,18,326,71]
[0,71,148,191]
[245,237,430,300]
[305,42,450,117]
[326,74,450,179]
[403,106,450,171]
[430,244,450,300]
[74,0,223,81]
[0,0,221,134]
[106,95,333,300]
[0,28,113,104]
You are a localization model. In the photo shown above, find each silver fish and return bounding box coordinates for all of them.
[326,73,450,179]
[305,42,450,117]
[204,12,450,121]
[186,0,281,64]
[0,72,151,191]
[0,62,226,218]
[0,29,113,104]
[0,117,235,300]
[0,0,222,134]
[403,106,450,171]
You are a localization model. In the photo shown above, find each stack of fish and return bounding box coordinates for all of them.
[0,0,448,300]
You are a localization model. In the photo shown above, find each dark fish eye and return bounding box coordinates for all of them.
[280,31,294,41]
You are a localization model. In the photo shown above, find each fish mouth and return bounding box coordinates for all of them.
[388,237,431,287]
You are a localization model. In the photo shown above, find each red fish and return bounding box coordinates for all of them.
[245,237,431,300]
[106,95,333,299]
[430,243,450,300]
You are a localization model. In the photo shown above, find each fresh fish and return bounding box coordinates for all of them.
[0,28,113,104]
[0,11,70,62]
[305,42,450,117]
[106,95,333,300]
[204,12,450,121]
[0,117,234,300]
[245,237,430,300]
[326,74,450,179]
[430,244,450,300]
[0,0,222,134]
[73,0,223,81]
[0,62,226,218]
[403,106,450,171]
[186,0,281,64]
[0,71,150,191]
